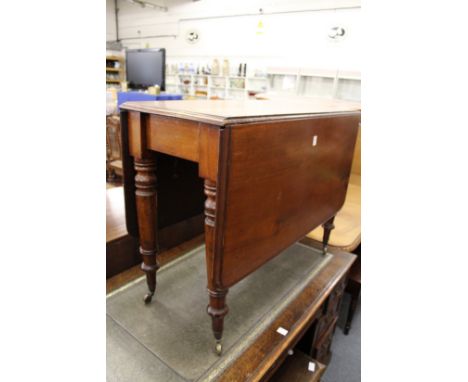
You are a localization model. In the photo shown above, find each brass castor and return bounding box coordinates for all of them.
[215,340,223,356]
[143,292,154,304]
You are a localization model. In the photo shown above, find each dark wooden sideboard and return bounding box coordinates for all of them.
[106,241,356,382]
[215,246,355,382]
[267,253,352,382]
[119,99,360,354]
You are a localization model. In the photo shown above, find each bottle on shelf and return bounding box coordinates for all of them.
[222,59,230,76]
[212,59,220,76]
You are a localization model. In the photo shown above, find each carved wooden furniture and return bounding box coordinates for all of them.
[106,115,123,181]
[119,99,360,353]
[268,246,351,382]
[310,265,348,364]
[106,240,356,381]
[208,248,356,380]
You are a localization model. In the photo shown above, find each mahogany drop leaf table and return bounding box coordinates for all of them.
[119,99,360,354]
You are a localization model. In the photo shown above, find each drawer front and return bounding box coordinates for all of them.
[269,350,327,382]
[328,275,347,311]
[314,315,330,343]
[312,317,338,364]
[314,273,347,342]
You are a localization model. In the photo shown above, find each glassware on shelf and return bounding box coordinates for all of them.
[212,59,220,76]
[222,59,230,76]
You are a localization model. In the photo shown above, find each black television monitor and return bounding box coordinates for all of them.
[126,48,166,90]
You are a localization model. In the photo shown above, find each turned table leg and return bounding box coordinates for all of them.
[134,157,159,304]
[204,180,229,355]
[322,216,335,255]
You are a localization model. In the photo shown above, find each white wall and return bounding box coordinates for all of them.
[106,0,117,42]
[108,0,360,72]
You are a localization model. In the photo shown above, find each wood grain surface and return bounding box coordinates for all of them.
[106,187,128,242]
[220,115,360,287]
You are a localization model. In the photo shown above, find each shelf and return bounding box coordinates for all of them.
[267,67,300,76]
[299,68,336,78]
[106,55,123,88]
[337,71,361,80]
[169,74,264,80]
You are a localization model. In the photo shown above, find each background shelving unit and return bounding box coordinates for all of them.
[267,67,361,101]
[166,64,360,102]
[334,70,361,101]
[165,72,268,100]
[106,55,124,88]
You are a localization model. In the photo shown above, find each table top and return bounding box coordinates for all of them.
[120,99,361,126]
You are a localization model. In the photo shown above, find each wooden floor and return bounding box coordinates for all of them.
[106,180,121,190]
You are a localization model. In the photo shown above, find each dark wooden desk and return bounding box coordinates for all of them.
[120,99,360,354]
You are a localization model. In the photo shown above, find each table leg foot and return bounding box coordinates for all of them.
[215,340,223,356]
[143,292,154,304]
[207,288,228,353]
[322,216,335,255]
[141,257,159,304]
